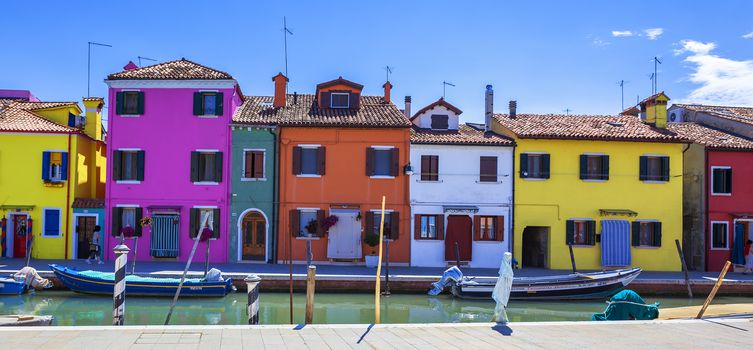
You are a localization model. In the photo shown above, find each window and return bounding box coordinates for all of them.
[366,211,400,240]
[711,222,728,249]
[479,217,495,240]
[631,221,662,247]
[301,148,318,175]
[113,150,144,181]
[479,156,498,182]
[42,208,61,237]
[122,208,137,230]
[293,146,325,176]
[520,153,550,179]
[193,92,224,116]
[711,167,732,195]
[374,212,393,239]
[331,93,350,108]
[42,151,68,182]
[111,207,143,237]
[191,151,223,183]
[420,155,439,181]
[243,150,265,179]
[640,155,669,182]
[49,152,63,181]
[366,147,398,177]
[289,209,324,237]
[189,208,220,239]
[431,114,449,130]
[116,91,143,115]
[299,210,318,237]
[566,219,595,245]
[415,215,443,240]
[580,155,609,180]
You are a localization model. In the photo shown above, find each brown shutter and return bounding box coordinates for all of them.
[320,92,332,109]
[364,211,374,236]
[421,156,430,181]
[414,214,422,240]
[389,211,399,240]
[480,156,498,182]
[317,146,326,175]
[316,209,325,236]
[390,148,400,177]
[495,216,504,241]
[292,146,301,175]
[351,92,361,109]
[436,215,445,240]
[473,216,481,241]
[244,151,253,178]
[253,152,264,178]
[289,210,300,237]
[365,147,375,176]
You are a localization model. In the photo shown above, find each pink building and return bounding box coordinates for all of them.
[104,59,243,262]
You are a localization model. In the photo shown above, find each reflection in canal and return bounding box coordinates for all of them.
[0,291,743,326]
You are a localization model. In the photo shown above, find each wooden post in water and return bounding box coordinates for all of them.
[568,244,577,273]
[25,236,33,267]
[130,237,138,274]
[245,274,261,325]
[164,215,208,325]
[696,260,731,319]
[675,239,693,298]
[383,238,391,295]
[374,196,386,324]
[454,241,460,267]
[112,243,130,326]
[305,266,316,324]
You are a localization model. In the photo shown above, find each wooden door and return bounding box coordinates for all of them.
[242,212,266,261]
[444,215,472,261]
[12,214,28,258]
[77,216,97,259]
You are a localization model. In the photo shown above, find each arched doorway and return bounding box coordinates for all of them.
[241,211,266,261]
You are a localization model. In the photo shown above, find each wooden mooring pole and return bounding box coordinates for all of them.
[454,241,461,267]
[305,266,316,324]
[112,243,130,326]
[245,274,261,325]
[374,196,386,324]
[696,260,731,319]
[568,244,577,273]
[675,239,693,298]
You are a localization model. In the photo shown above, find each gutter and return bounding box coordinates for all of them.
[64,133,72,259]
[267,127,279,263]
[510,142,516,258]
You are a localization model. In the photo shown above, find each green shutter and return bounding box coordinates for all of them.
[116,92,124,115]
[519,154,528,178]
[112,151,122,181]
[586,220,596,245]
[661,156,670,181]
[639,156,648,181]
[136,150,145,181]
[190,152,199,182]
[134,207,143,237]
[542,154,551,179]
[565,220,574,245]
[579,155,587,180]
[111,207,122,237]
[214,152,223,182]
[631,221,641,246]
[215,92,224,116]
[212,208,220,238]
[601,155,610,180]
[137,92,145,115]
[653,222,662,247]
[193,92,202,115]
[189,208,198,238]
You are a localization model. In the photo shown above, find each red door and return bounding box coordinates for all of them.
[12,214,28,258]
[445,215,472,261]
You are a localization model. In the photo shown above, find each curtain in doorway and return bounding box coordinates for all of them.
[732,223,745,265]
[601,220,631,267]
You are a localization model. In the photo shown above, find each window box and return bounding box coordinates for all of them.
[580,154,609,180]
[520,153,550,179]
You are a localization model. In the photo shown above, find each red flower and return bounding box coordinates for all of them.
[120,226,135,238]
[200,228,213,242]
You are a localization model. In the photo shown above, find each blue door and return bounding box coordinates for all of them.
[151,214,179,258]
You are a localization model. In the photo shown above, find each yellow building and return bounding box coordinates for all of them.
[492,99,687,271]
[0,95,106,260]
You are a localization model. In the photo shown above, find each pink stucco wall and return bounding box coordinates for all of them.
[104,85,242,263]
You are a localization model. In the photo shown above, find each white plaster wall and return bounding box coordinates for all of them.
[413,106,460,130]
[409,144,514,268]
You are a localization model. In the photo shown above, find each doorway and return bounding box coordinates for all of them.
[150,214,180,258]
[75,215,97,259]
[241,211,267,261]
[10,214,29,258]
[326,209,361,259]
[445,215,472,262]
[522,226,549,268]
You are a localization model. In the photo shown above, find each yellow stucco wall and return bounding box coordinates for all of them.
[494,130,685,271]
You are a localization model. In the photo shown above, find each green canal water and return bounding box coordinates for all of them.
[0,291,749,326]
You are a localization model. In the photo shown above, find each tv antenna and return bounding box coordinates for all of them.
[442,81,455,99]
[651,56,662,95]
[617,80,629,110]
[87,41,112,97]
[563,108,573,115]
[283,17,293,84]
[384,65,393,82]
[137,56,156,67]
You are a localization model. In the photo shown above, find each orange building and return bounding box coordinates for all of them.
[234,75,412,265]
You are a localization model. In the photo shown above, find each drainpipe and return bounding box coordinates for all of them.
[64,133,73,259]
[702,147,709,272]
[510,143,516,261]
[268,127,279,263]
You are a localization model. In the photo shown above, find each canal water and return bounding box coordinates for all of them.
[0,292,748,326]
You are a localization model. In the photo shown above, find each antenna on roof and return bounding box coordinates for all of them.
[385,65,393,82]
[137,56,157,67]
[283,16,293,91]
[563,108,573,115]
[87,41,113,97]
[442,81,455,99]
[617,80,629,110]
[648,73,656,97]
[651,56,662,95]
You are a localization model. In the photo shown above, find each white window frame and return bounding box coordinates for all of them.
[296,208,321,240]
[241,148,266,181]
[41,208,62,237]
[710,166,732,196]
[370,145,396,179]
[330,92,350,109]
[710,221,729,250]
[297,145,322,177]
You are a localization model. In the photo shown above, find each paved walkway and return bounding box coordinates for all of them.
[1,319,751,349]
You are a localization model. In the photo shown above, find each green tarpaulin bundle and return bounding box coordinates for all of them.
[592,289,660,321]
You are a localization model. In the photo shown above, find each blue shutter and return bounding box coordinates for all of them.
[41,151,51,181]
[68,113,76,127]
[44,210,60,236]
[579,155,587,179]
[60,152,69,181]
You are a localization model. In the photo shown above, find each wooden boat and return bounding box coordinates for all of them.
[0,277,26,295]
[450,267,641,300]
[50,264,234,297]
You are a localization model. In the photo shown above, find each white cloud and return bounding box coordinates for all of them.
[743,31,753,39]
[592,38,610,47]
[643,28,664,40]
[611,30,633,37]
[675,40,753,105]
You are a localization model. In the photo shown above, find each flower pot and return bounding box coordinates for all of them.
[364,255,379,268]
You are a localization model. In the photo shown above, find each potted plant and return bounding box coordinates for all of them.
[363,232,380,268]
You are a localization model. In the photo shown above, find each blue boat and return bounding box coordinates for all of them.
[0,277,26,295]
[50,264,234,297]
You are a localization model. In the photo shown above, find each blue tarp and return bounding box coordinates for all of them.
[601,220,631,267]
[592,289,659,321]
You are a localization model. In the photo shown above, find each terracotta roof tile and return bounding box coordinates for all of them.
[494,114,688,143]
[14,101,79,110]
[667,123,753,150]
[620,106,640,116]
[0,102,73,133]
[107,58,233,80]
[672,104,753,127]
[72,198,105,209]
[411,124,513,146]
[233,94,411,128]
[411,98,463,120]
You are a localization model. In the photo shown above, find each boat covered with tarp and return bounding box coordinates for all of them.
[50,264,234,297]
[592,289,659,320]
[429,266,641,300]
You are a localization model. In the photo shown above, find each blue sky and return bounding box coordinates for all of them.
[1,1,752,125]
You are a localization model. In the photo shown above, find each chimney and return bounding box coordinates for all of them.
[123,61,138,70]
[83,97,104,141]
[404,96,412,118]
[485,85,493,132]
[382,81,393,104]
[509,100,517,118]
[272,73,288,108]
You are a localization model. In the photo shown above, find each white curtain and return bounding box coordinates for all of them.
[200,209,214,230]
[122,208,136,228]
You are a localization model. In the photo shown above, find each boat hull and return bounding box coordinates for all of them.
[451,267,641,300]
[0,278,26,295]
[50,264,233,298]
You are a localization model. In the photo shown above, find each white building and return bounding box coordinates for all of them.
[408,87,515,268]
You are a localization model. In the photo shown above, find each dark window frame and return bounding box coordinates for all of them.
[520,153,550,179]
[330,93,350,108]
[200,92,219,116]
[299,147,319,176]
[430,114,449,130]
[420,155,439,181]
[711,221,729,249]
[580,154,609,180]
[122,91,140,115]
[635,221,662,247]
[372,148,394,177]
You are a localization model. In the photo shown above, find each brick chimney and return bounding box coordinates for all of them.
[509,100,517,118]
[272,73,288,108]
[382,81,393,104]
[485,85,493,132]
[404,96,412,118]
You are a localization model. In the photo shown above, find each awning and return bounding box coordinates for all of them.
[443,206,479,214]
[599,209,638,217]
[0,205,35,210]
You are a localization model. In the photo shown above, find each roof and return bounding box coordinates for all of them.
[671,104,753,127]
[620,106,640,116]
[107,58,233,80]
[639,91,669,106]
[83,97,104,102]
[316,76,364,91]
[667,123,753,150]
[411,123,514,146]
[0,101,74,133]
[493,114,688,143]
[411,98,463,120]
[72,198,105,209]
[232,94,411,128]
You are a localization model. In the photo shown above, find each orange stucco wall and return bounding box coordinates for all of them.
[277,127,411,264]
